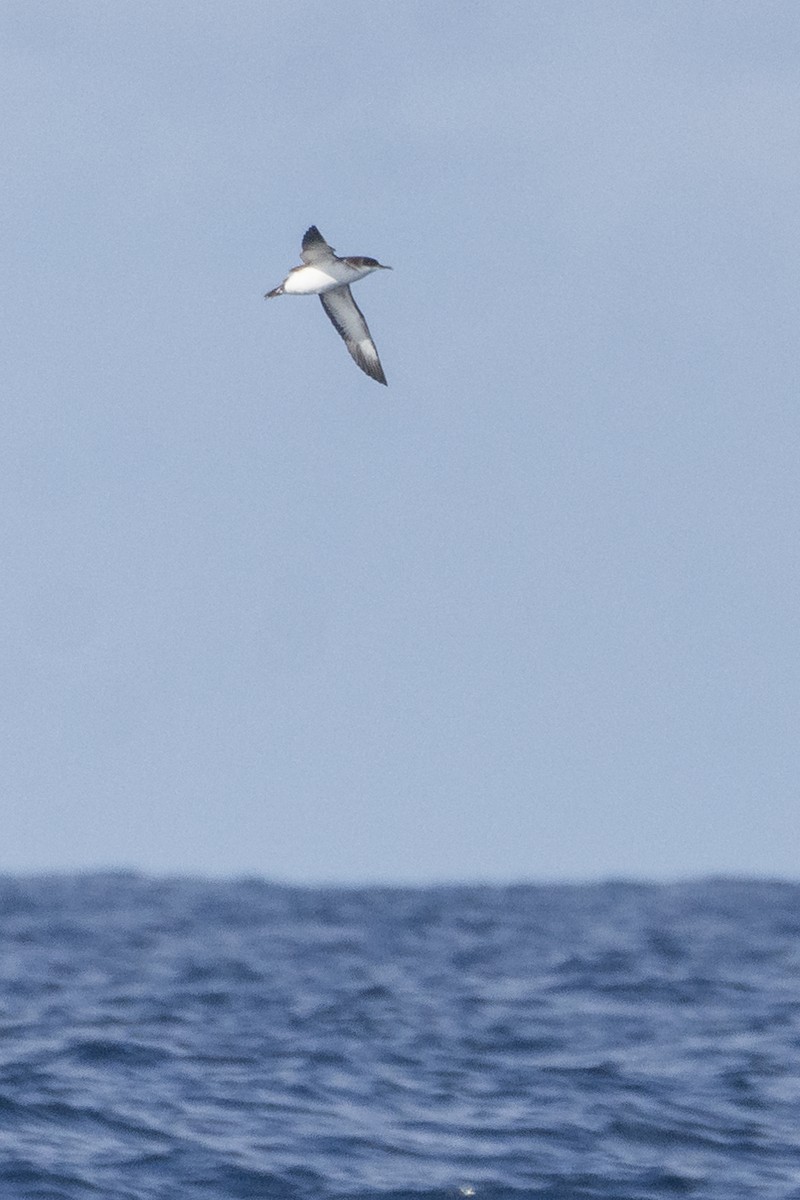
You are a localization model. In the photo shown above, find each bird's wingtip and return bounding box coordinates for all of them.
[302,225,326,246]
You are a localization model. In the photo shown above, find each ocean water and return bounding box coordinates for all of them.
[0,877,799,1200]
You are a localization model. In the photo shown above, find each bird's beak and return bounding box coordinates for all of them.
[381,264,393,270]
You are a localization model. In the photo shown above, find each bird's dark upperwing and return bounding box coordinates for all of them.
[301,226,335,264]
[319,286,387,385]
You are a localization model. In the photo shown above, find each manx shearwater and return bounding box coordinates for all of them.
[266,226,391,385]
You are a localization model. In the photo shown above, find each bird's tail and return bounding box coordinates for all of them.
[265,284,284,298]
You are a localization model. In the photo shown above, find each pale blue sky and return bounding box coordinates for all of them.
[2,1,798,881]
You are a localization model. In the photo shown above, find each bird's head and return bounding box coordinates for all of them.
[351,256,392,272]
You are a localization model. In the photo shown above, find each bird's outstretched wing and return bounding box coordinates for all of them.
[320,286,387,385]
[301,226,335,264]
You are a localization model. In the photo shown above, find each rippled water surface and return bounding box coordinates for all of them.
[1,876,799,1199]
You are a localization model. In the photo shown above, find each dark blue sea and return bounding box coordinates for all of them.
[1,876,799,1200]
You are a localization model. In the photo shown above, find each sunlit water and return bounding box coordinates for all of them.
[1,875,798,1199]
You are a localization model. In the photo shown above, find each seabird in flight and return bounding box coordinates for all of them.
[266,226,391,385]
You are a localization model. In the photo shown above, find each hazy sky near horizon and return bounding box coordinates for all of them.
[2,1,799,882]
